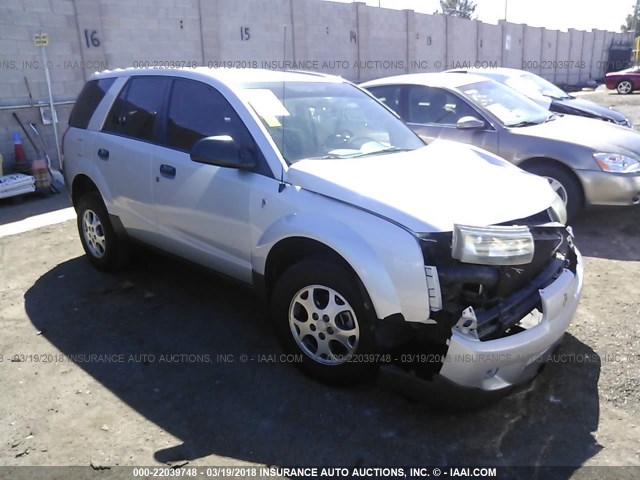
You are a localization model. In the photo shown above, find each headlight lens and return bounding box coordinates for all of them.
[549,193,568,225]
[452,224,534,266]
[593,152,640,173]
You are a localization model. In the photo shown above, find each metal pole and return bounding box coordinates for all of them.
[41,45,62,170]
[632,0,639,38]
[504,0,508,21]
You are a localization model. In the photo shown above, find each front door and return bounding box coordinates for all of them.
[151,78,258,283]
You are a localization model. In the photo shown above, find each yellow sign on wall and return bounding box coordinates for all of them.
[34,33,49,47]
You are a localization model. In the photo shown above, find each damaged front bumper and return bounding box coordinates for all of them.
[438,248,584,391]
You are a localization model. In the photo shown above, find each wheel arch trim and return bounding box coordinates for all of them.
[253,214,415,321]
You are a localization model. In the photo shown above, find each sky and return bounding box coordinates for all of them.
[325,0,635,32]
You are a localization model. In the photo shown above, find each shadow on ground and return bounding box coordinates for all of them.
[0,190,71,225]
[571,206,640,261]
[25,251,602,473]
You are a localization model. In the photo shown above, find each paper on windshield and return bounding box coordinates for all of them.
[244,89,290,128]
[486,103,520,123]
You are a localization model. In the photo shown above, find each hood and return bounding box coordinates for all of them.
[607,67,636,75]
[552,96,626,123]
[512,115,640,157]
[286,141,556,233]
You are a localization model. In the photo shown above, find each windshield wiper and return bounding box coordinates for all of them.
[319,146,413,159]
[508,120,542,128]
[351,146,415,157]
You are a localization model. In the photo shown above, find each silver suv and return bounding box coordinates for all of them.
[63,68,583,394]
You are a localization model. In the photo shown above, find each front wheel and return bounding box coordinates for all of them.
[270,258,378,384]
[526,164,583,221]
[617,80,633,95]
[76,192,129,271]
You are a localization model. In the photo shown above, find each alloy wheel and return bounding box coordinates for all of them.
[288,285,360,365]
[617,81,633,94]
[82,209,106,258]
[545,176,569,206]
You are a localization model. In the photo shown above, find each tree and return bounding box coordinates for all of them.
[440,0,477,19]
[621,2,640,36]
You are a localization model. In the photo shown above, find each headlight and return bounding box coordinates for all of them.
[593,152,640,173]
[452,224,534,266]
[549,193,567,225]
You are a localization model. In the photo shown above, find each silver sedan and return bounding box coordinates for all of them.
[361,73,640,219]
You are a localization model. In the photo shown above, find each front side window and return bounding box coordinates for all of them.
[459,80,551,127]
[166,79,251,151]
[406,86,478,125]
[240,82,423,164]
[102,77,168,141]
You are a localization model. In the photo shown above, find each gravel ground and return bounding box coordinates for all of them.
[0,90,639,478]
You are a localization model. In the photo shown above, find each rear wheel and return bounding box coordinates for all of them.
[76,192,129,271]
[271,258,378,384]
[526,164,583,221]
[617,80,633,95]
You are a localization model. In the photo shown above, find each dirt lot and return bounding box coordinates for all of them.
[1,90,639,478]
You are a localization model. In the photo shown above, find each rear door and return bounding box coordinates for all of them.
[95,76,169,242]
[151,78,258,282]
[403,85,499,153]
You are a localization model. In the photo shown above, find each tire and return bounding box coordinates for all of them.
[270,258,378,385]
[526,164,583,221]
[76,192,129,271]
[617,80,633,95]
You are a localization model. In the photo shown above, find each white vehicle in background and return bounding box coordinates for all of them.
[63,67,582,396]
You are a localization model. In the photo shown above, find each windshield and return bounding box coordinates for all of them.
[506,73,570,100]
[458,80,552,127]
[240,82,424,164]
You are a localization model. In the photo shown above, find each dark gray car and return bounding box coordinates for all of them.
[445,67,633,129]
[362,73,640,219]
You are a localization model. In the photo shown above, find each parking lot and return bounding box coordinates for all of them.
[0,89,639,477]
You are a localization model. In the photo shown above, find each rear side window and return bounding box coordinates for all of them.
[166,79,252,151]
[103,77,168,142]
[68,78,115,129]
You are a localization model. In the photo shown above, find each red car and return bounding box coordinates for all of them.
[605,66,640,94]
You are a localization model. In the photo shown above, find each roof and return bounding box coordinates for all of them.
[360,72,492,90]
[444,66,527,78]
[90,67,343,86]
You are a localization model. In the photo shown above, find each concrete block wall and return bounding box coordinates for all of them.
[408,13,446,73]
[0,0,84,172]
[291,0,358,78]
[446,16,478,69]
[360,5,408,80]
[477,22,502,67]
[0,0,634,171]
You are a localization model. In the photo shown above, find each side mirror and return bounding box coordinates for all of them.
[190,135,256,170]
[456,116,485,130]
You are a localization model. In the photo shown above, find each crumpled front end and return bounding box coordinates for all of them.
[415,209,583,392]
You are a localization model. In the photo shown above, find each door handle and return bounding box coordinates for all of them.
[159,164,176,178]
[97,148,109,160]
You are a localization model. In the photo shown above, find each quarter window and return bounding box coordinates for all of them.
[69,78,115,129]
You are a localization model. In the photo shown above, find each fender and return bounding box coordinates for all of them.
[253,211,430,323]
